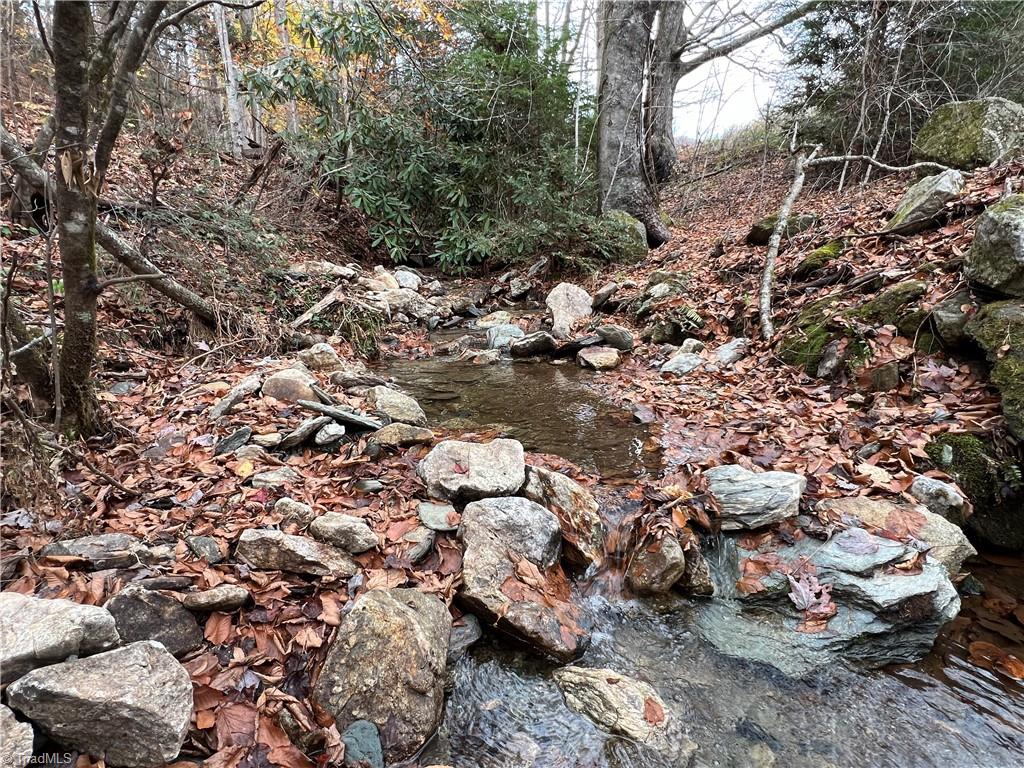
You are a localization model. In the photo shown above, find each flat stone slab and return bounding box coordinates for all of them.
[417,439,526,501]
[704,464,805,529]
[236,529,358,577]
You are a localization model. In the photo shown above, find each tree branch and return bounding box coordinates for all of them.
[805,153,954,175]
[94,273,167,292]
[151,0,265,39]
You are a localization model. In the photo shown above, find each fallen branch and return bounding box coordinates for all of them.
[94,272,167,292]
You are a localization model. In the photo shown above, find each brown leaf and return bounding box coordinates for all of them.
[643,696,665,725]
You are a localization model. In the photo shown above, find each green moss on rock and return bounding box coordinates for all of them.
[746,213,820,246]
[601,210,649,262]
[914,97,1024,169]
[847,280,927,326]
[779,297,841,369]
[966,300,1024,439]
[965,194,1024,297]
[792,240,845,281]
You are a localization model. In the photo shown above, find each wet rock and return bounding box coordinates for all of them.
[714,337,750,365]
[251,466,302,488]
[341,720,384,768]
[746,213,819,246]
[369,422,434,448]
[486,323,525,350]
[553,666,669,744]
[680,338,705,354]
[274,497,315,527]
[187,535,223,563]
[314,421,346,445]
[394,269,421,292]
[660,351,704,375]
[313,588,450,762]
[447,614,483,664]
[419,501,460,532]
[105,585,203,657]
[554,334,602,358]
[298,342,344,372]
[401,526,436,562]
[309,513,378,554]
[476,310,512,328]
[820,497,976,575]
[214,426,252,455]
[236,529,358,577]
[262,368,318,403]
[0,593,120,684]
[679,544,715,596]
[626,536,686,594]
[417,439,526,501]
[546,282,592,339]
[885,169,965,233]
[914,97,1024,169]
[0,704,33,768]
[279,416,334,450]
[40,533,149,569]
[459,497,587,661]
[521,465,604,567]
[704,465,805,530]
[596,324,634,351]
[577,345,621,370]
[209,375,261,419]
[366,386,427,426]
[7,641,192,768]
[931,290,976,346]
[471,348,501,365]
[182,584,250,612]
[510,331,557,357]
[910,476,968,527]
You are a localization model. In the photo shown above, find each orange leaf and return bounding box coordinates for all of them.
[643,696,665,725]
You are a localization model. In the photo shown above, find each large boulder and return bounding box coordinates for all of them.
[885,169,965,233]
[0,593,119,684]
[546,282,592,339]
[313,589,450,762]
[966,195,1024,298]
[0,704,33,768]
[417,439,526,501]
[104,585,203,657]
[965,300,1024,439]
[704,465,805,530]
[459,497,588,661]
[365,386,427,426]
[262,368,318,403]
[626,535,687,595]
[7,641,192,768]
[486,323,525,350]
[914,97,1024,169]
[520,465,604,567]
[553,666,670,745]
[236,529,358,577]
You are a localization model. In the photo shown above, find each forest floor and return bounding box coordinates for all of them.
[4,128,1024,767]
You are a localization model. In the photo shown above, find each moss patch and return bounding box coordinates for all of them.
[746,213,820,246]
[779,297,841,369]
[966,300,1024,439]
[925,433,999,510]
[847,280,927,326]
[792,239,845,281]
[914,100,989,168]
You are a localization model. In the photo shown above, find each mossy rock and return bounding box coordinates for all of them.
[913,97,1024,169]
[746,213,820,246]
[601,210,649,262]
[965,194,1024,297]
[792,239,845,281]
[778,297,843,370]
[885,169,964,233]
[847,280,927,326]
[926,433,1024,551]
[966,300,1024,439]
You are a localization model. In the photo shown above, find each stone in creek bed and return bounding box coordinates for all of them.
[486,323,526,350]
[366,386,428,426]
[235,529,358,577]
[213,426,251,455]
[40,533,150,570]
[577,345,621,370]
[510,331,558,357]
[418,501,459,532]
[187,535,224,563]
[417,439,526,501]
[104,584,204,657]
[660,351,704,375]
[520,465,604,568]
[342,720,384,768]
[447,613,483,663]
[546,282,592,339]
[626,535,687,595]
[182,584,251,612]
[370,423,434,448]
[595,324,634,351]
[552,666,672,745]
[308,512,378,554]
[262,368,319,403]
[704,464,805,530]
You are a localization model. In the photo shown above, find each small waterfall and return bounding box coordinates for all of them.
[702,531,740,599]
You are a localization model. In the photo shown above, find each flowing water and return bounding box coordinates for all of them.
[379,337,1024,768]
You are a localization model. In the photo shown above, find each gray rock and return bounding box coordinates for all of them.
[680,338,705,354]
[931,290,976,346]
[298,400,383,431]
[369,423,434,448]
[262,368,319,403]
[626,536,687,594]
[186,535,223,563]
[417,439,526,501]
[459,497,587,661]
[0,704,33,768]
[553,667,669,744]
[679,544,715,596]
[209,375,261,419]
[509,331,557,357]
[486,323,525,350]
[596,324,634,351]
[914,97,1024,169]
[577,345,621,370]
[0,593,120,684]
[298,343,344,372]
[394,269,421,291]
[521,465,604,567]
[660,352,704,375]
[274,497,315,527]
[448,613,483,663]
[251,466,302,488]
[355,479,385,493]
[313,589,450,762]
[476,310,512,328]
[278,416,334,450]
[373,288,439,321]
[182,584,250,612]
[418,501,459,532]
[314,422,347,445]
[366,386,427,426]
[233,445,265,461]
[40,533,149,569]
[508,276,532,299]
[886,169,965,233]
[105,585,203,657]
[342,720,384,768]
[966,193,1024,297]
[471,349,501,365]
[704,465,806,530]
[591,282,619,310]
[546,282,592,339]
[816,339,845,379]
[7,641,192,768]
[401,526,435,562]
[714,337,750,365]
[309,513,378,554]
[910,476,968,526]
[213,426,252,455]
[236,529,358,577]
[252,432,283,448]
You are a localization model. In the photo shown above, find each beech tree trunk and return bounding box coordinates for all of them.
[273,0,299,134]
[596,0,670,247]
[647,1,686,184]
[214,3,245,158]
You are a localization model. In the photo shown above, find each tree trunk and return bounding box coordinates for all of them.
[1,284,54,409]
[8,117,54,227]
[596,0,669,247]
[273,0,299,134]
[648,1,686,184]
[52,1,104,434]
[213,3,245,158]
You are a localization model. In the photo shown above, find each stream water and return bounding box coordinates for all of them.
[379,336,1024,768]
